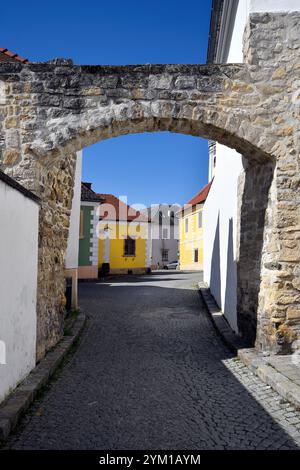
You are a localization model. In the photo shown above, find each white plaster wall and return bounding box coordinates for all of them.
[204,1,248,332]
[142,205,180,268]
[151,237,179,267]
[0,180,39,402]
[227,0,250,62]
[65,151,82,269]
[204,0,300,332]
[146,234,152,268]
[204,145,242,332]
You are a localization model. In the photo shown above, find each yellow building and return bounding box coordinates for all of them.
[178,182,212,271]
[97,194,150,275]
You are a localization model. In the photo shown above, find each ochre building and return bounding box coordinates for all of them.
[98,194,150,275]
[179,182,212,271]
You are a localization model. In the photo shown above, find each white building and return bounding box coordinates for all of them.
[65,151,82,308]
[0,170,39,403]
[203,0,300,332]
[143,204,180,269]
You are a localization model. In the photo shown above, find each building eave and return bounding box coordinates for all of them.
[81,197,104,203]
[207,0,239,64]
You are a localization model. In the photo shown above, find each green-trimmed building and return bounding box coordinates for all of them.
[78,182,104,279]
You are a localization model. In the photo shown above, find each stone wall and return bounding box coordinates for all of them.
[237,159,276,347]
[242,12,300,352]
[0,11,299,356]
[35,152,76,360]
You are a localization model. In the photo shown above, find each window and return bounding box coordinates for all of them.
[198,211,203,229]
[162,249,169,262]
[170,211,175,226]
[159,211,163,225]
[185,218,189,233]
[124,237,136,256]
[162,228,168,239]
[79,209,84,239]
[194,249,199,263]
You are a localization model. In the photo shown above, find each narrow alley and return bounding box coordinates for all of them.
[5,272,300,450]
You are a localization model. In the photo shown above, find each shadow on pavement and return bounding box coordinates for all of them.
[6,274,299,450]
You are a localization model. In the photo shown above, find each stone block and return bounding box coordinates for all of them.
[148,74,172,90]
[3,149,20,165]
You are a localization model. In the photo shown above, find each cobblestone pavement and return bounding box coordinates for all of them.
[5,272,300,449]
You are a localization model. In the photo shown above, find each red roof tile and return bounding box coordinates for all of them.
[0,47,29,64]
[177,180,213,215]
[97,193,149,222]
[187,180,213,206]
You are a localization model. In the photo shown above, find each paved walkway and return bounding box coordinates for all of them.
[6,272,300,449]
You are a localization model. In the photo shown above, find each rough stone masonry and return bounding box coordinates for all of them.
[0,12,299,359]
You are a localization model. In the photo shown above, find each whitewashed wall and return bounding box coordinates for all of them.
[150,204,180,268]
[151,238,179,267]
[65,151,82,270]
[0,178,39,403]
[203,0,299,332]
[204,145,242,331]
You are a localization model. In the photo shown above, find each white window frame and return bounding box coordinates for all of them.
[198,211,203,229]
[185,218,189,233]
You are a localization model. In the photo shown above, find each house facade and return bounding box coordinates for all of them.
[179,182,212,271]
[203,0,300,333]
[65,151,82,307]
[98,194,150,275]
[78,183,104,279]
[143,204,180,269]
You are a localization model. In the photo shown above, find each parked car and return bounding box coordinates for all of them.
[165,261,179,270]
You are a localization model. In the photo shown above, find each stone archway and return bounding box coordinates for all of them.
[0,11,299,359]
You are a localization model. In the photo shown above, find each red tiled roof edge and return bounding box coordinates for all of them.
[177,180,213,215]
[97,193,149,222]
[187,180,213,206]
[0,47,29,64]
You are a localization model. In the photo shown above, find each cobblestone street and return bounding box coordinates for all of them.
[5,272,300,449]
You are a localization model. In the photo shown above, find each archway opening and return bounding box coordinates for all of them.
[62,126,275,351]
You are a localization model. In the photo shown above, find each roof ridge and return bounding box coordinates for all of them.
[98,193,149,222]
[99,193,132,206]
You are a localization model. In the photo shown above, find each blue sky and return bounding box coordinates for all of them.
[1,0,212,206]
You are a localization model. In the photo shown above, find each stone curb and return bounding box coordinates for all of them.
[198,282,300,410]
[0,312,86,442]
[198,282,249,353]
